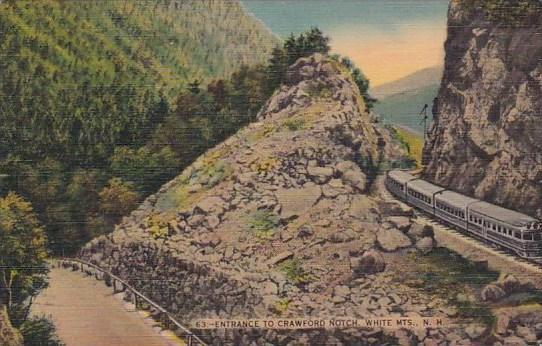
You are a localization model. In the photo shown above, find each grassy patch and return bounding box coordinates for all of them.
[145,213,169,239]
[282,118,306,131]
[406,248,499,327]
[247,210,279,239]
[248,124,276,143]
[273,298,291,315]
[250,156,278,174]
[410,248,499,289]
[155,157,232,212]
[390,126,424,168]
[279,258,312,285]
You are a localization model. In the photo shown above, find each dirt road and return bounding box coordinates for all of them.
[32,266,184,346]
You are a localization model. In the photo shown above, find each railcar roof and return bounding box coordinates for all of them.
[388,170,416,184]
[470,201,538,227]
[407,179,445,195]
[435,190,479,209]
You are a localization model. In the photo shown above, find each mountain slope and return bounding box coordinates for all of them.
[80,55,485,345]
[373,66,442,134]
[423,0,542,217]
[0,0,278,161]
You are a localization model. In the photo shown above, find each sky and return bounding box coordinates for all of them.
[242,0,449,86]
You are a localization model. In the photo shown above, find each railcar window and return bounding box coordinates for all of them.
[515,232,521,239]
[535,234,542,241]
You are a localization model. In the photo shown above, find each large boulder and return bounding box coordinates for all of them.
[416,237,435,254]
[352,250,386,275]
[481,284,506,302]
[341,167,367,192]
[275,185,321,219]
[386,216,411,232]
[377,228,412,252]
[194,196,226,215]
[496,274,521,295]
[307,166,334,184]
[408,223,434,240]
[329,228,358,243]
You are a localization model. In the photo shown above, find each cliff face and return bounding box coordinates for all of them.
[423,0,542,217]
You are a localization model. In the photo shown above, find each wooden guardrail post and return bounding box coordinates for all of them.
[187,333,193,346]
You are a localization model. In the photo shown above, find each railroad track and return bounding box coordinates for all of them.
[376,175,542,277]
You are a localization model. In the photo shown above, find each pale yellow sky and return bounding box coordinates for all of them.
[332,25,447,86]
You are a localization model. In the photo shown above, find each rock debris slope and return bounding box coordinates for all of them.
[81,55,480,345]
[423,0,542,217]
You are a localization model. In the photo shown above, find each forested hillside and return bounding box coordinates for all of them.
[0,0,278,254]
[0,0,277,162]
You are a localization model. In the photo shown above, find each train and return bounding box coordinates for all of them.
[385,170,542,260]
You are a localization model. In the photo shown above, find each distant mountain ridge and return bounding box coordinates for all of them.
[372,66,443,99]
[373,66,443,134]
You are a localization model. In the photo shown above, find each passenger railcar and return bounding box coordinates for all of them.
[385,170,542,260]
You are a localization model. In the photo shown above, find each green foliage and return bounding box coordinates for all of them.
[146,214,169,240]
[273,298,291,315]
[388,126,423,168]
[284,27,331,66]
[98,178,140,222]
[337,56,377,111]
[278,259,312,285]
[265,27,330,93]
[0,0,276,162]
[0,193,48,326]
[110,146,179,195]
[414,248,499,288]
[282,118,306,132]
[452,297,495,327]
[247,210,279,239]
[20,316,63,346]
[0,0,277,254]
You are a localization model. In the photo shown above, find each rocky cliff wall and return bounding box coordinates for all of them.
[423,0,542,217]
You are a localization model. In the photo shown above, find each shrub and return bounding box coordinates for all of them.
[282,118,306,131]
[247,210,279,239]
[250,157,278,174]
[273,298,291,315]
[279,259,312,285]
[20,316,63,346]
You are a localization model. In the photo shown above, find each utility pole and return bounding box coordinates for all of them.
[419,104,429,141]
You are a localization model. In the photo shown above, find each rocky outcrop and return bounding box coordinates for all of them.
[0,306,22,346]
[80,54,475,345]
[423,0,542,217]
